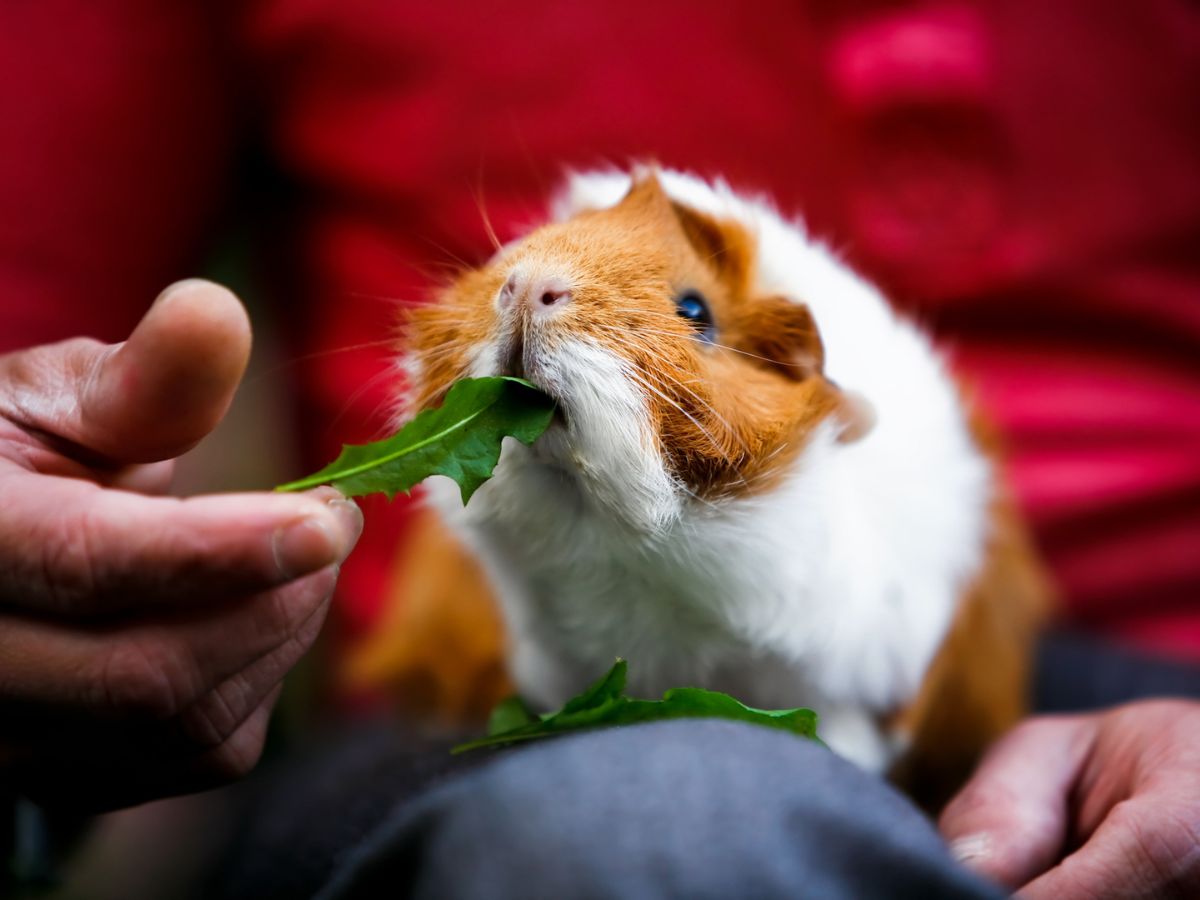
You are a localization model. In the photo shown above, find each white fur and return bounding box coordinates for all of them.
[466,336,681,532]
[423,169,991,772]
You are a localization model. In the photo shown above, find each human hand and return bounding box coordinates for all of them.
[0,280,362,811]
[940,699,1200,899]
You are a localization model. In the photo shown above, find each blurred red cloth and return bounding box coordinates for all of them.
[3,2,1198,657]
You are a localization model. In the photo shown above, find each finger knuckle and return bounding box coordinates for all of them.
[37,508,102,612]
[182,677,252,748]
[95,640,187,720]
[3,339,105,418]
[260,585,304,641]
[1118,801,1200,895]
[206,730,267,782]
[249,573,333,653]
[944,779,1020,823]
[1005,714,1075,746]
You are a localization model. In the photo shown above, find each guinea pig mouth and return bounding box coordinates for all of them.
[497,332,526,380]
[496,334,569,429]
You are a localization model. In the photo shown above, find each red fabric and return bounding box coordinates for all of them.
[3,2,1198,658]
[0,1,235,347]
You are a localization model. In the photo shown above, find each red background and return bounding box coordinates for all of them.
[2,1,1198,658]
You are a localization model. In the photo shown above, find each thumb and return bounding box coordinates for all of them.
[3,279,252,464]
[938,716,1094,889]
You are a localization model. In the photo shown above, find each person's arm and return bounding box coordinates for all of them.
[940,699,1200,898]
[0,279,361,812]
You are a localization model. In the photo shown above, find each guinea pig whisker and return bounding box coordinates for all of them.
[470,181,505,254]
[622,320,813,372]
[625,368,739,470]
[415,235,476,273]
[653,371,752,460]
[586,323,752,462]
[327,366,410,437]
[412,332,484,364]
[245,337,403,388]
[674,476,723,512]
[619,345,751,460]
[414,343,472,364]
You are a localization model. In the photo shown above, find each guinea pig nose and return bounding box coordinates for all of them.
[497,269,573,315]
[537,286,571,308]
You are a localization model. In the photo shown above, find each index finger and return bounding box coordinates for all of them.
[0,469,362,616]
[939,716,1095,889]
[1018,793,1200,899]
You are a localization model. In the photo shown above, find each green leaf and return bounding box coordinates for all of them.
[453,660,820,754]
[558,658,628,715]
[276,376,556,504]
[486,695,538,736]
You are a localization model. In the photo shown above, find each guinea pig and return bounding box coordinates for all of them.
[362,168,1049,805]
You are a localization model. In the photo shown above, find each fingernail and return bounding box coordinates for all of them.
[327,497,364,551]
[949,833,993,866]
[272,516,339,580]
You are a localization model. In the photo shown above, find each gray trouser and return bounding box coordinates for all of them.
[210,631,1200,899]
[316,720,1000,900]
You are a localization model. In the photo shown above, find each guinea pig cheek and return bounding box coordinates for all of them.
[518,333,680,530]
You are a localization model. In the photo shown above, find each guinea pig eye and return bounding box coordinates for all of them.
[675,291,715,343]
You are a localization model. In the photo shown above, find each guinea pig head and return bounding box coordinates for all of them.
[404,174,864,529]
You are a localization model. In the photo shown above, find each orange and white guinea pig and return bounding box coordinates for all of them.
[362,168,1049,804]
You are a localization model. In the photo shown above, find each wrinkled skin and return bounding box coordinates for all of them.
[941,699,1200,899]
[0,280,361,811]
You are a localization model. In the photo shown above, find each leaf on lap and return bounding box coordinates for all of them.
[454,660,821,753]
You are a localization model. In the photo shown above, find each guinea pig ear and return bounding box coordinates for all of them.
[620,167,674,215]
[737,296,876,443]
[669,201,752,286]
[619,171,751,286]
[834,389,876,444]
[738,295,826,381]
